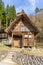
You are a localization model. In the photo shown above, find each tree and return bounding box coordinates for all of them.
[5,5,10,28]
[0,0,2,2]
[0,0,6,29]
[0,0,16,29]
[35,7,39,14]
[9,5,16,20]
[5,5,16,28]
[0,0,5,19]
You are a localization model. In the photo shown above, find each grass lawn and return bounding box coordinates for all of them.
[22,47,43,56]
[0,45,11,51]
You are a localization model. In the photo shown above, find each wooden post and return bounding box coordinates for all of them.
[22,35,23,47]
[12,33,13,38]
[22,33,25,47]
[12,33,14,47]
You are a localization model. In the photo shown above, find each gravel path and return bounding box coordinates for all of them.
[0,51,18,65]
[0,48,43,65]
[12,51,43,65]
[0,62,13,65]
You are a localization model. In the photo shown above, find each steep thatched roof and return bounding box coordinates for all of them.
[5,11,39,35]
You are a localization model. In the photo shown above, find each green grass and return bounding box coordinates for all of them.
[22,48,43,56]
[0,45,10,51]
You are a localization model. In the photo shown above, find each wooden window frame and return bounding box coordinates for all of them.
[20,26,26,31]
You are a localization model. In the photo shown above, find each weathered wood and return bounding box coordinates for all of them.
[5,11,39,47]
[5,11,39,35]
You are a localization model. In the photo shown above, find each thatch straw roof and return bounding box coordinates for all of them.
[5,11,39,35]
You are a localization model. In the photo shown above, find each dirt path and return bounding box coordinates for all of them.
[0,50,18,65]
[0,47,22,65]
[0,62,15,65]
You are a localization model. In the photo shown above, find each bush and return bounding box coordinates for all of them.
[1,39,7,44]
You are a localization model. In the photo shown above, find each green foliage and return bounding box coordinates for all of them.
[0,0,5,20]
[1,40,7,44]
[0,0,16,29]
[5,5,16,28]
[9,5,16,20]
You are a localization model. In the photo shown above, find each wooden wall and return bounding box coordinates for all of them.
[11,19,35,47]
[22,32,34,47]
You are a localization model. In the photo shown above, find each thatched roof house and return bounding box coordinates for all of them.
[5,11,39,48]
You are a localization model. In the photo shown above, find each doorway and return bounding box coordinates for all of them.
[13,35,22,48]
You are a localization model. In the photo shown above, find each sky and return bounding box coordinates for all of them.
[2,0,43,14]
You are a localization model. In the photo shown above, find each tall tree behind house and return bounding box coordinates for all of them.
[0,0,16,29]
[5,5,16,28]
[0,0,5,28]
[5,5,10,28]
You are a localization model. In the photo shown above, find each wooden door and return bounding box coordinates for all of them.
[13,35,22,47]
[14,39,20,47]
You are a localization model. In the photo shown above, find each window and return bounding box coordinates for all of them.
[20,26,26,31]
[24,35,28,38]
[24,34,32,38]
[29,35,32,38]
[0,33,7,38]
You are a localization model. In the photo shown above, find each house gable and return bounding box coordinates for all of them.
[12,19,34,33]
[5,11,39,35]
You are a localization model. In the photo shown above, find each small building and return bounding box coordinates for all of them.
[0,21,7,42]
[5,11,39,48]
